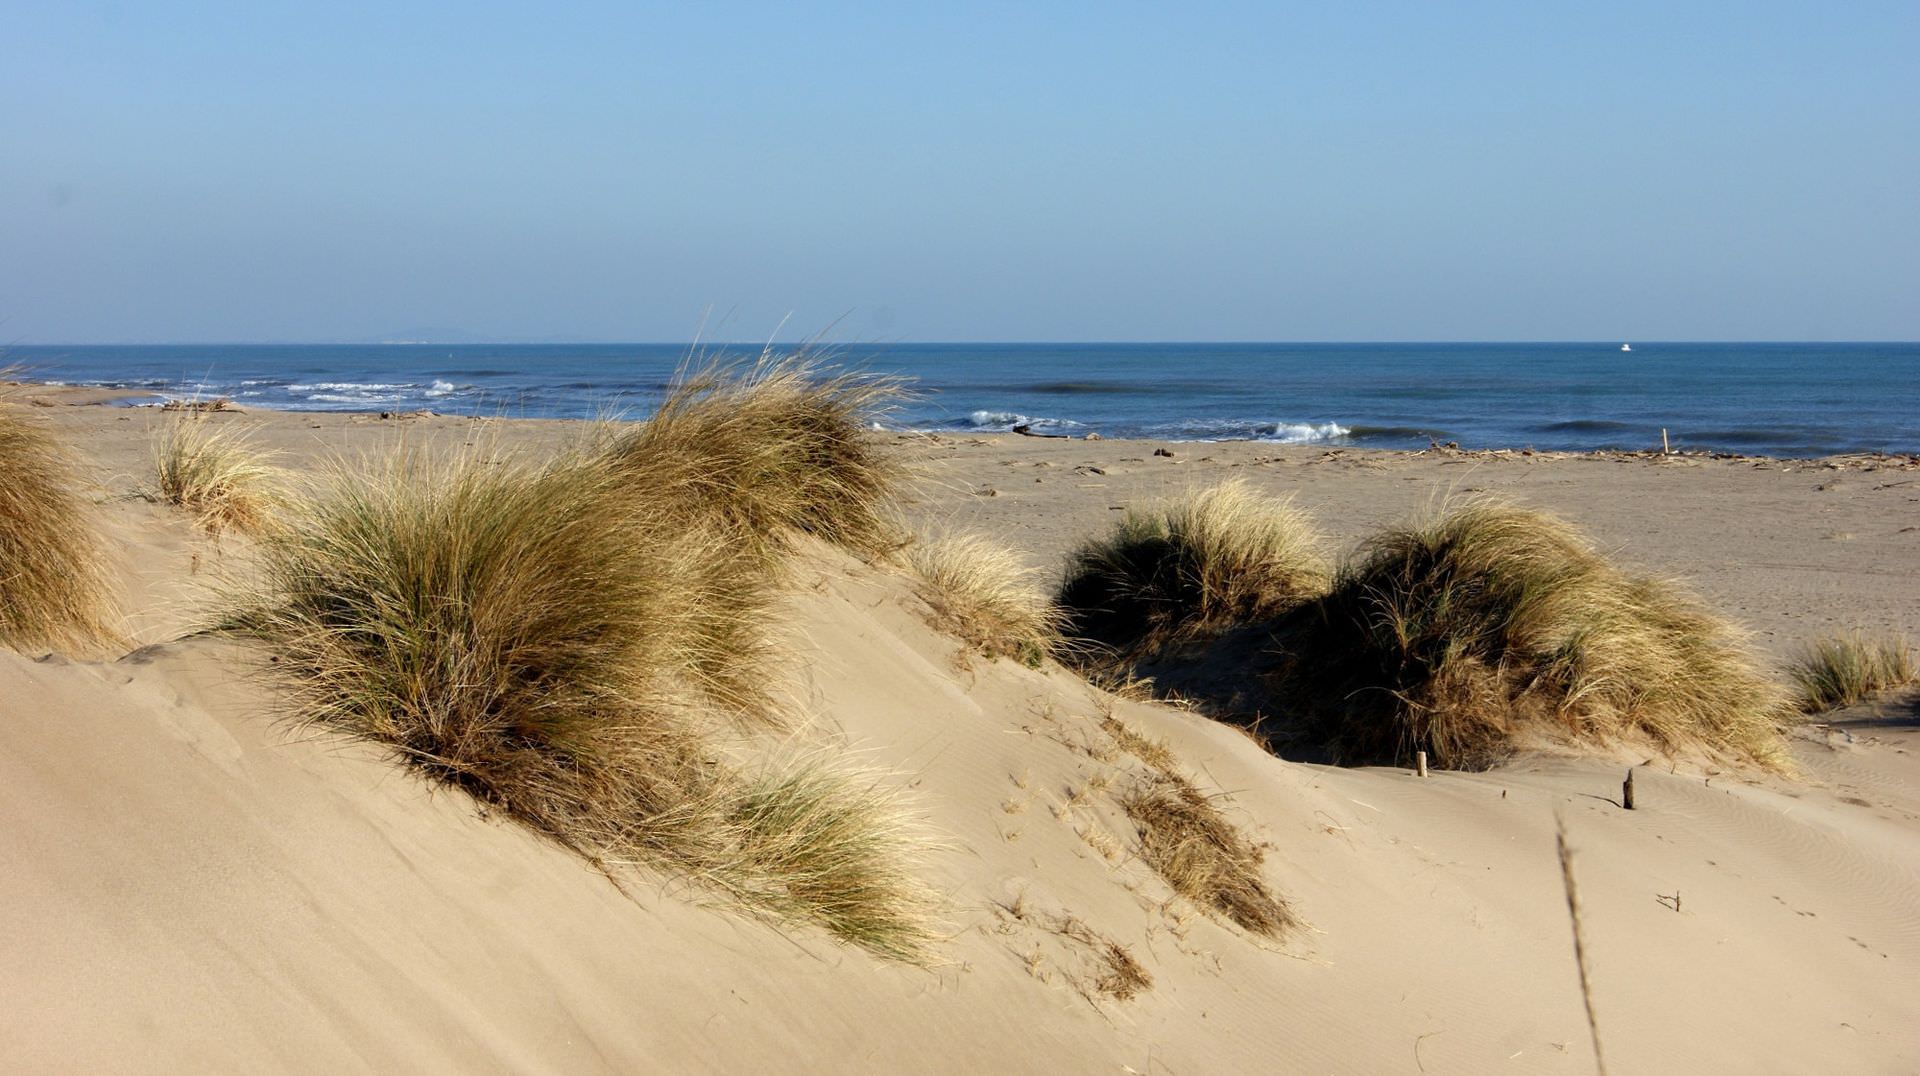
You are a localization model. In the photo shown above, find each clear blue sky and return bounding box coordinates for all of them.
[4,1,1916,343]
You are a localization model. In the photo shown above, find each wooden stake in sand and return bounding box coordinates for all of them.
[1416,751,1429,778]
[1622,769,1636,810]
[1661,428,1670,455]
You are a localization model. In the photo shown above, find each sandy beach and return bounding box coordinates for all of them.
[4,384,1917,1074]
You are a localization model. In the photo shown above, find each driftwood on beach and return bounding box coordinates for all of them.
[1010,423,1070,439]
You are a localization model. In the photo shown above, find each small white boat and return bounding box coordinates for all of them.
[1621,343,1633,352]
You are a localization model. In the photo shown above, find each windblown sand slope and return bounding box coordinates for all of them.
[3,392,1917,1073]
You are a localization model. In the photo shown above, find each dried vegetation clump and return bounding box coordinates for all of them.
[1123,773,1295,937]
[996,895,1154,1003]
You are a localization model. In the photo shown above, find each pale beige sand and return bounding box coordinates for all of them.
[4,388,1917,1073]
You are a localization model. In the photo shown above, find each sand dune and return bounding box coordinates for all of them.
[3,392,1916,1072]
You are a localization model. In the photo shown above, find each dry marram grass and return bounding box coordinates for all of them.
[0,403,116,651]
[1793,632,1916,712]
[227,449,721,846]
[1100,714,1181,776]
[909,531,1059,665]
[996,898,1153,1002]
[228,438,937,960]
[594,356,905,720]
[1054,915,1153,1002]
[1058,479,1328,660]
[728,763,940,963]
[1267,500,1794,770]
[601,355,905,560]
[152,412,284,535]
[1124,773,1294,937]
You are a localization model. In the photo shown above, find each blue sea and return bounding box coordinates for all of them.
[9,342,1918,457]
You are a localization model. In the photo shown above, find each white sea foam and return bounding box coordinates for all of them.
[965,410,1026,427]
[424,380,459,397]
[286,382,410,391]
[1141,418,1351,443]
[307,393,406,404]
[964,410,1085,430]
[1259,421,1350,443]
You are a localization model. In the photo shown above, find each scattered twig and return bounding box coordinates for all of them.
[1413,1030,1444,1072]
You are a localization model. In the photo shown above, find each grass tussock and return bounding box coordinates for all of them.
[908,532,1060,665]
[230,447,937,960]
[1123,773,1294,937]
[1058,479,1328,659]
[230,450,710,822]
[602,355,905,561]
[668,522,791,725]
[593,357,904,720]
[0,404,116,651]
[1268,500,1794,771]
[153,413,283,535]
[1793,632,1916,713]
[728,763,941,964]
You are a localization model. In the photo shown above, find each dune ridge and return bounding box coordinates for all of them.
[2,384,1916,1073]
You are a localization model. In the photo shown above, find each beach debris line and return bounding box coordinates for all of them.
[159,396,235,412]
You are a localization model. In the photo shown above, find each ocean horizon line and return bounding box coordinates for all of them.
[9,340,1915,457]
[11,337,1919,348]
